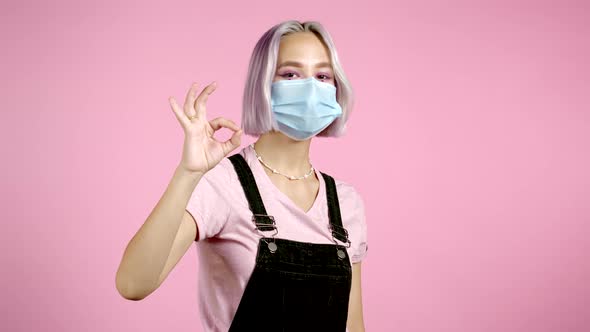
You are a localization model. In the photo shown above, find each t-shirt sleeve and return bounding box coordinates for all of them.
[338,182,369,264]
[185,158,232,241]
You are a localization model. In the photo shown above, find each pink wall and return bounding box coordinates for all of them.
[1,0,589,331]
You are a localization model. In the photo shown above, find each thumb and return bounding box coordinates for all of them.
[222,129,242,155]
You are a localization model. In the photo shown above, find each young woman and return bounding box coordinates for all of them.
[116,20,368,332]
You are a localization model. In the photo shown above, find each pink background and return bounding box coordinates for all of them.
[1,0,589,331]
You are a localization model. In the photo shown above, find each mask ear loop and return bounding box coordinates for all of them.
[252,214,279,253]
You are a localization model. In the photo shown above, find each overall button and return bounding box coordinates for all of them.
[268,242,277,253]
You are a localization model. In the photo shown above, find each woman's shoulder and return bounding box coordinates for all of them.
[201,148,247,186]
[329,176,362,199]
[328,176,365,212]
[200,155,236,187]
[329,176,367,253]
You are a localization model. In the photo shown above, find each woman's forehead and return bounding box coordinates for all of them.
[277,33,332,66]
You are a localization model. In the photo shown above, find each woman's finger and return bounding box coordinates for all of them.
[194,81,217,119]
[169,96,189,128]
[221,129,243,155]
[209,117,240,132]
[183,82,199,118]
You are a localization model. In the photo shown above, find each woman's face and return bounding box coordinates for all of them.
[272,32,336,87]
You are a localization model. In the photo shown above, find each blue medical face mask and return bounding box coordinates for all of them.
[270,77,343,141]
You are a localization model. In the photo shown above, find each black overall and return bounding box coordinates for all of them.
[227,153,353,332]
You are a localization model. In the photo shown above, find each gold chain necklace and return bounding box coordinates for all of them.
[250,144,314,181]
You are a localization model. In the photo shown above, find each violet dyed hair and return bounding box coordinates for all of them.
[241,20,354,137]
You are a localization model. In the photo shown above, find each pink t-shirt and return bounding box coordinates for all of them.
[186,144,368,332]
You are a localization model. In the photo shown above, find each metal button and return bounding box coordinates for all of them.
[337,249,346,259]
[268,242,277,253]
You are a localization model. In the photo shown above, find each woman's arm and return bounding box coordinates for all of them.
[347,262,366,332]
[115,81,242,301]
[115,166,202,300]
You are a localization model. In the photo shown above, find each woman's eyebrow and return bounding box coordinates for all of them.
[277,61,332,69]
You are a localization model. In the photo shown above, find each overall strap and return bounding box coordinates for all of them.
[320,172,351,246]
[228,153,276,232]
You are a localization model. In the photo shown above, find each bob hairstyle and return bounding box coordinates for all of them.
[241,20,354,138]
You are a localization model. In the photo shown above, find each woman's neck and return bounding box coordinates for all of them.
[252,131,312,175]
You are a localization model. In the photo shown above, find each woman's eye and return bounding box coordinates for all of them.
[282,72,297,79]
[318,74,331,80]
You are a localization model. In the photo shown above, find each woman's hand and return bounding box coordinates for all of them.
[169,81,243,176]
